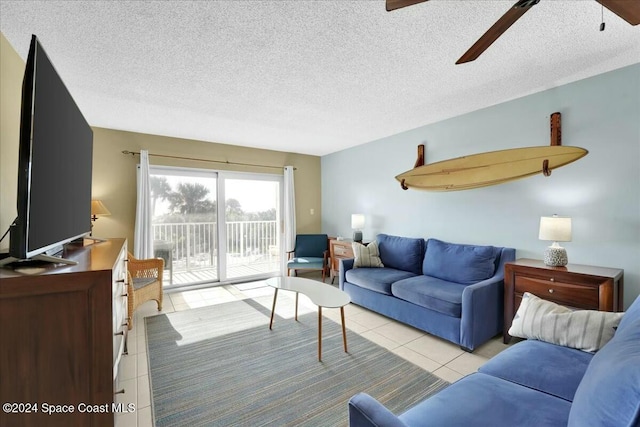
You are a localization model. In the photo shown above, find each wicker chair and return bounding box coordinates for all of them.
[126,252,164,330]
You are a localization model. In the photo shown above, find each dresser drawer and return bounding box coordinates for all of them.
[111,243,128,382]
[333,244,353,258]
[514,275,599,309]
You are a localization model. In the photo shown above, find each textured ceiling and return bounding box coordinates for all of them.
[1,1,638,156]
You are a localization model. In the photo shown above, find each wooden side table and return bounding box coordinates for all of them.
[329,239,355,283]
[503,258,624,343]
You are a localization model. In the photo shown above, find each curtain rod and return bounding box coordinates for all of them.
[121,150,295,170]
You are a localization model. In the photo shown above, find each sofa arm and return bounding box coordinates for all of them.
[460,278,504,350]
[460,247,516,350]
[348,393,409,427]
[339,258,355,290]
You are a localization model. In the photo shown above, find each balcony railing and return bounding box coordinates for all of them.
[152,220,280,279]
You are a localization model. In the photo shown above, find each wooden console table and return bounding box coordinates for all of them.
[503,258,624,343]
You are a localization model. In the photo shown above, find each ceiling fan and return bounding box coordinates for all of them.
[386,0,640,64]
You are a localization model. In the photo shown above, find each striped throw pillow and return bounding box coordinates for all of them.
[352,241,384,268]
[508,292,624,352]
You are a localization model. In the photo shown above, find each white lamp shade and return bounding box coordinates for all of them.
[351,214,365,229]
[539,216,572,242]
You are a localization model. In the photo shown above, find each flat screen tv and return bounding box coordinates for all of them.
[2,35,93,266]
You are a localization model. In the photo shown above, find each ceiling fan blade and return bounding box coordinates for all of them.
[386,0,429,12]
[597,0,640,25]
[456,0,540,64]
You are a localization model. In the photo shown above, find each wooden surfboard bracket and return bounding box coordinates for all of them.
[550,112,561,146]
[401,144,425,190]
[544,112,562,177]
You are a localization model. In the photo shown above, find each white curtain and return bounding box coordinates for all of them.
[134,150,153,258]
[283,166,296,257]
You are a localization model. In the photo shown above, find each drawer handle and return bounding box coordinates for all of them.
[548,289,554,294]
[549,278,555,282]
[115,389,125,395]
[114,331,125,336]
[122,293,128,297]
[116,279,125,283]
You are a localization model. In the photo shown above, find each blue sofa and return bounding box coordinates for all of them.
[348,295,640,427]
[339,234,516,351]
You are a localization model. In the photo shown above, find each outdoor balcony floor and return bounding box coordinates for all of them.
[168,259,279,286]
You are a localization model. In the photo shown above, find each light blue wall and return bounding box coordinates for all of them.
[321,64,640,309]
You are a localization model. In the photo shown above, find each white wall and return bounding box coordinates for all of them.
[321,64,640,309]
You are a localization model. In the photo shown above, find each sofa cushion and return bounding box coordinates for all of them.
[287,257,325,270]
[353,241,384,268]
[509,292,623,352]
[399,373,572,427]
[346,267,416,295]
[377,234,424,275]
[423,239,498,284]
[132,277,157,290]
[479,340,593,402]
[391,276,466,318]
[617,295,640,334]
[568,317,640,427]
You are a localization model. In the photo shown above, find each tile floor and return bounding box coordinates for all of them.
[115,275,513,427]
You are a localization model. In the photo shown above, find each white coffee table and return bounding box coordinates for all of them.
[266,276,351,361]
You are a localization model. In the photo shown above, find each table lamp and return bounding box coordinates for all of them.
[539,215,571,266]
[91,200,111,222]
[351,214,365,243]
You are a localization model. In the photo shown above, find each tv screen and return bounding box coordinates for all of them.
[8,35,93,262]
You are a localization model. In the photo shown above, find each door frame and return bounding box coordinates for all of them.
[148,165,284,287]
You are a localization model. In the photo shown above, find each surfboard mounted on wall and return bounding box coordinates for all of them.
[395,112,588,191]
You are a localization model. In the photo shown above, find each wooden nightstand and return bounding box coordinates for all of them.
[503,258,624,343]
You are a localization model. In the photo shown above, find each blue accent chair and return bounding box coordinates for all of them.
[287,234,330,282]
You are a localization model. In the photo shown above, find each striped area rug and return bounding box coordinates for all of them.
[146,298,448,427]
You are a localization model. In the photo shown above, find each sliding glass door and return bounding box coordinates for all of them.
[222,175,281,280]
[149,167,218,286]
[149,166,282,287]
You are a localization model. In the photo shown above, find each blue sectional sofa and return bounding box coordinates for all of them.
[339,234,515,351]
[348,295,640,427]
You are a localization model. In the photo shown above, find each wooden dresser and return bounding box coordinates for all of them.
[0,238,128,427]
[503,258,624,343]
